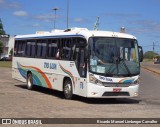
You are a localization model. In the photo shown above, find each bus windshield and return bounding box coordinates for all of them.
[89,37,140,77]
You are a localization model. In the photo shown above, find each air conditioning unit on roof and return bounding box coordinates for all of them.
[64,27,88,32]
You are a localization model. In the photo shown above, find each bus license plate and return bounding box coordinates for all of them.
[113,88,121,92]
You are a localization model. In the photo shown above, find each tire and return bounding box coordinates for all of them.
[63,79,73,99]
[27,73,34,90]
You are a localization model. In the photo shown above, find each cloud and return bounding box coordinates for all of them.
[127,27,149,34]
[20,23,42,28]
[8,3,20,9]
[73,18,91,24]
[32,24,41,27]
[36,15,49,20]
[128,20,160,34]
[13,11,28,17]
[0,0,21,9]
[0,0,5,4]
[103,13,141,18]
[34,14,53,22]
[74,18,84,22]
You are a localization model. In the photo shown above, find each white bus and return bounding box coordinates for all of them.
[12,27,143,99]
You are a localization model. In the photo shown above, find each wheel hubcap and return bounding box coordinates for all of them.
[64,84,71,95]
[27,76,31,87]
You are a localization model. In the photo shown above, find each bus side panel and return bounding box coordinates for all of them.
[74,77,87,97]
[12,57,26,83]
[12,57,88,97]
[12,57,54,89]
[50,73,64,91]
[59,61,88,97]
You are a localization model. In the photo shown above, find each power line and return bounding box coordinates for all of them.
[142,45,152,47]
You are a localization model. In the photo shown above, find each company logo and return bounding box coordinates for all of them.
[80,82,84,89]
[99,76,113,82]
[44,62,57,70]
[2,119,11,124]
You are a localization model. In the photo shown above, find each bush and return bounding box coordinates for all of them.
[144,51,159,59]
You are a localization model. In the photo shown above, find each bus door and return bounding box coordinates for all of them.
[74,38,87,96]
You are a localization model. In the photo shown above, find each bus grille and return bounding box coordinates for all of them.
[103,83,131,87]
[102,92,130,96]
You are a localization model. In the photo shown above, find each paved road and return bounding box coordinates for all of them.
[141,62,160,74]
[139,68,160,105]
[0,67,160,126]
[141,62,160,69]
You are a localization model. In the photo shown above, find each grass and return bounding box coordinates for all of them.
[143,59,153,62]
[0,61,12,68]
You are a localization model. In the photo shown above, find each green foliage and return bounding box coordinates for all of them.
[0,41,3,54]
[0,18,6,35]
[144,51,159,59]
[0,61,12,68]
[0,30,5,35]
[154,55,160,59]
[9,48,13,55]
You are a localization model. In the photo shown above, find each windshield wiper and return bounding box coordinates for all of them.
[106,57,119,76]
[119,57,131,75]
[106,57,131,76]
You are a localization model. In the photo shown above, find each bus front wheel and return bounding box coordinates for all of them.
[63,79,73,99]
[27,73,34,90]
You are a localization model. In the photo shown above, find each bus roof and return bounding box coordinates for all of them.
[15,27,136,40]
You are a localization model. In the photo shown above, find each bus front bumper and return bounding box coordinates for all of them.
[86,83,139,98]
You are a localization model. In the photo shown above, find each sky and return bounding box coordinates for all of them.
[0,0,160,53]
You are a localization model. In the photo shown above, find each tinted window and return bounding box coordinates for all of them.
[14,41,26,56]
[48,39,58,58]
[61,38,73,60]
[36,43,42,57]
[26,40,35,57]
[42,43,47,58]
[36,39,47,58]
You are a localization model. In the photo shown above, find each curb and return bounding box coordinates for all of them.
[141,66,160,75]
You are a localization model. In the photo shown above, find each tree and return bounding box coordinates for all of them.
[0,18,6,35]
[0,41,3,57]
[143,51,159,59]
[9,48,13,56]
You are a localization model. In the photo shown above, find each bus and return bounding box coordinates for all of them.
[12,27,143,99]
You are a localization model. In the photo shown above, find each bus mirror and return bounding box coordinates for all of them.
[138,46,143,62]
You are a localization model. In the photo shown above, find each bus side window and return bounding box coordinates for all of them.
[79,49,86,77]
[48,39,58,59]
[61,38,73,60]
[77,38,87,77]
[41,40,47,58]
[14,41,21,56]
[74,48,86,78]
[74,48,79,69]
[14,41,18,56]
[25,40,35,57]
[71,44,76,60]
[36,42,42,58]
[16,41,25,56]
[26,42,31,57]
[22,41,26,57]
[31,42,36,57]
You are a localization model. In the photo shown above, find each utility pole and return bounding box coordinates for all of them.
[153,42,155,53]
[67,0,69,29]
[93,17,100,30]
[52,8,59,29]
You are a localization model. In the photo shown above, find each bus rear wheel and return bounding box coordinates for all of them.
[63,79,73,99]
[27,73,34,90]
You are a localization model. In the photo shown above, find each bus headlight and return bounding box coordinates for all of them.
[89,74,103,86]
[134,78,140,84]
[89,74,95,82]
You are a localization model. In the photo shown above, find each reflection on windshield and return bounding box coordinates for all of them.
[89,37,140,76]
